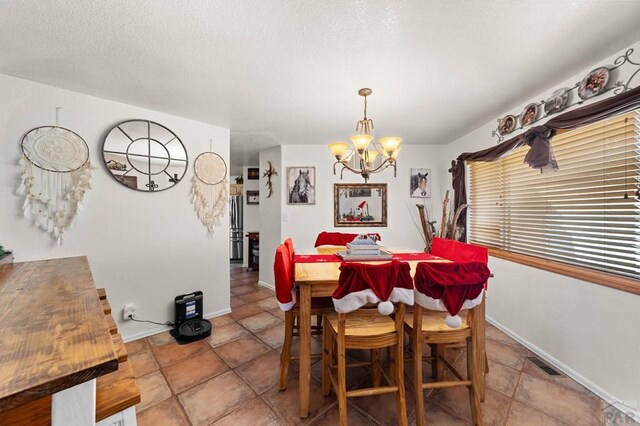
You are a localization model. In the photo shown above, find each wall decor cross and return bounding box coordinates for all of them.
[263,161,278,198]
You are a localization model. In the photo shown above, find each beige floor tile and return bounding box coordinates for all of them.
[514,371,602,425]
[485,323,523,348]
[214,335,271,368]
[206,321,251,348]
[262,377,336,425]
[431,385,511,425]
[350,386,416,426]
[210,314,235,327]
[235,349,282,394]
[231,284,255,295]
[506,399,568,425]
[129,349,159,378]
[486,338,531,370]
[485,359,521,397]
[137,397,190,426]
[230,296,248,308]
[240,289,275,303]
[254,323,286,349]
[125,338,150,355]
[311,401,380,425]
[178,370,255,426]
[521,357,594,397]
[269,308,286,321]
[257,297,280,311]
[147,331,174,347]
[163,349,229,394]
[229,303,265,321]
[421,398,472,425]
[136,370,172,412]
[212,397,284,426]
[151,339,209,368]
[238,311,283,333]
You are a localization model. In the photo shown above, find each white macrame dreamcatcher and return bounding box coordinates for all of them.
[192,150,228,234]
[17,125,92,244]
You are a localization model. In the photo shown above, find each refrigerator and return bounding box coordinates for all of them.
[229,195,243,260]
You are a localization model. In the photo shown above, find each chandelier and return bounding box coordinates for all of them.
[328,88,402,183]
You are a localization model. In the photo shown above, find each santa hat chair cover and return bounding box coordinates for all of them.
[332,260,413,314]
[413,261,491,328]
[274,244,296,311]
[314,231,382,247]
[431,237,488,263]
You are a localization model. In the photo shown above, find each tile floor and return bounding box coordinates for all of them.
[126,263,637,425]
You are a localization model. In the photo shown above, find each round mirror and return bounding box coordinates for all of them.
[102,120,188,192]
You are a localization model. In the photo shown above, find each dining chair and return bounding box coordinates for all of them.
[404,261,490,426]
[274,240,333,391]
[322,260,413,426]
[430,238,490,398]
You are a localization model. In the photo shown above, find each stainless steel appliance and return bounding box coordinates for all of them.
[229,195,243,260]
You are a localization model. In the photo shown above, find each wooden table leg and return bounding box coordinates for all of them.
[477,293,487,402]
[299,283,312,418]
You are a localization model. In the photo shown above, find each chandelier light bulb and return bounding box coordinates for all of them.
[350,134,373,152]
[328,142,349,160]
[365,149,379,165]
[379,137,402,154]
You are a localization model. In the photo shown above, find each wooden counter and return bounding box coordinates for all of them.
[0,256,118,411]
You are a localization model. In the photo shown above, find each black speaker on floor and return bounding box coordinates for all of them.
[170,291,211,343]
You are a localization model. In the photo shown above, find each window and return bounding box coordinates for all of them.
[469,111,640,282]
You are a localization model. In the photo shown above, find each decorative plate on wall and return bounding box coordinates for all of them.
[544,88,569,115]
[102,119,188,191]
[519,103,539,127]
[578,67,609,100]
[498,115,517,136]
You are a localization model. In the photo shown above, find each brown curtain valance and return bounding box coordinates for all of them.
[453,84,640,241]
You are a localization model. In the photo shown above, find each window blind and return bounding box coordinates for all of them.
[469,111,640,280]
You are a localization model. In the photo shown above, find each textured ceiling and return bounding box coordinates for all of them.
[2,1,640,175]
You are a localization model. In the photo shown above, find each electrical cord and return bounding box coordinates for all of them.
[128,314,174,327]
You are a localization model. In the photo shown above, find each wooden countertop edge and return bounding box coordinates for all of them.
[0,357,119,412]
[0,256,120,411]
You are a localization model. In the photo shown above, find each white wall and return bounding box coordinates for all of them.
[242,166,260,267]
[0,74,231,341]
[439,43,640,412]
[258,147,282,287]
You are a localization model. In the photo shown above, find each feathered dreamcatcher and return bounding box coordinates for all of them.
[191,149,228,234]
[17,122,92,244]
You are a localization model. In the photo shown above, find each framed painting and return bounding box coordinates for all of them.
[287,167,315,205]
[410,168,431,198]
[334,183,387,227]
[246,190,259,205]
[247,168,260,180]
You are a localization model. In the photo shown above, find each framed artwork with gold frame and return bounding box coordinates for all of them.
[334,183,387,227]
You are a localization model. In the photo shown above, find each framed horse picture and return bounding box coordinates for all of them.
[287,167,315,205]
[410,168,431,198]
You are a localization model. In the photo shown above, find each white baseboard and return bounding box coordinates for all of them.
[487,316,640,420]
[258,280,274,291]
[123,307,232,343]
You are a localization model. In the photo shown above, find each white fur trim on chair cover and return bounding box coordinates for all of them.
[278,287,297,312]
[414,290,483,328]
[333,287,414,314]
